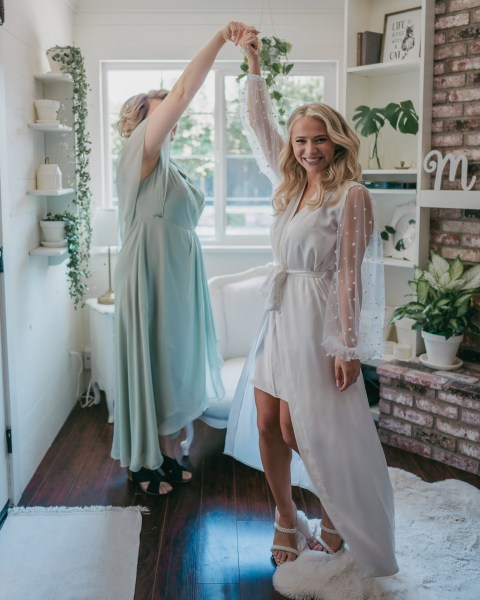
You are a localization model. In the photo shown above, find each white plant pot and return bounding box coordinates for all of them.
[46,49,63,72]
[421,331,463,366]
[40,220,65,243]
[393,316,416,359]
[34,99,60,122]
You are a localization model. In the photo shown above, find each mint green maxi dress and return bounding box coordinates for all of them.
[111,118,224,472]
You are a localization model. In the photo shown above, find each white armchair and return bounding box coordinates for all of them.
[180,263,273,455]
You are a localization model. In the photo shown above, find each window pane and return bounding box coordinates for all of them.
[104,64,335,244]
[276,75,326,116]
[106,69,213,205]
[225,75,274,237]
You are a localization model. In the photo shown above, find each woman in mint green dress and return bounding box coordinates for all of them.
[111,22,257,495]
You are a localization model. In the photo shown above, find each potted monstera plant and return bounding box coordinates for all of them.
[390,253,480,366]
[352,100,419,169]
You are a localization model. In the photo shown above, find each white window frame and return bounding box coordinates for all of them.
[101,60,337,246]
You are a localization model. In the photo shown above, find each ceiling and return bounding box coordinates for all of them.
[71,0,344,12]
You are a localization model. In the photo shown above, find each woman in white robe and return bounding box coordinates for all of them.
[225,33,398,578]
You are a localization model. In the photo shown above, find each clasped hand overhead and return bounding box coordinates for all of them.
[220,21,259,46]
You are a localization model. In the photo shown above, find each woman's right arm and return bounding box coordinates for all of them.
[142,22,257,178]
[240,33,285,184]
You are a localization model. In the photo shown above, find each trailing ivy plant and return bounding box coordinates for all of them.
[237,36,294,125]
[43,211,85,302]
[46,45,92,308]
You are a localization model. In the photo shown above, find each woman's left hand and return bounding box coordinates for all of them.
[220,21,259,46]
[335,357,361,392]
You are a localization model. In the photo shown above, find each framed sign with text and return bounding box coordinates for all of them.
[382,7,421,63]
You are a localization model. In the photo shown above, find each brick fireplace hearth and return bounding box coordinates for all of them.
[377,359,480,475]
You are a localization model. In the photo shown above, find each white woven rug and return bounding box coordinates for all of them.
[273,467,480,600]
[0,505,143,600]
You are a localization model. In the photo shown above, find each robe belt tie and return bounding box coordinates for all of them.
[261,265,333,312]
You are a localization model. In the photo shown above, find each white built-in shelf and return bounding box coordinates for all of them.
[29,246,68,258]
[419,190,480,210]
[369,189,417,196]
[347,59,421,78]
[384,257,415,269]
[34,72,73,84]
[363,169,417,178]
[29,123,72,133]
[27,188,74,197]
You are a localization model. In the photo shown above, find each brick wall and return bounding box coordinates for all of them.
[430,0,480,357]
[378,360,480,474]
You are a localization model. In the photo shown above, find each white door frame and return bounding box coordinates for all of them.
[0,32,13,517]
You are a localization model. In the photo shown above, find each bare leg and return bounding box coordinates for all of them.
[255,387,297,564]
[160,432,192,482]
[277,402,343,553]
[309,506,344,553]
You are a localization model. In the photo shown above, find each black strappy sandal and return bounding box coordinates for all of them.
[127,467,173,496]
[161,455,192,484]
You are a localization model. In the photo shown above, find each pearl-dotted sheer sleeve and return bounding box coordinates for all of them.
[240,74,285,187]
[322,185,385,361]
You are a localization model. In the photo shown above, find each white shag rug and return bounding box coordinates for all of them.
[0,505,143,600]
[273,468,480,600]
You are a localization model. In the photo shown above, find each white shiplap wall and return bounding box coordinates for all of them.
[0,0,81,502]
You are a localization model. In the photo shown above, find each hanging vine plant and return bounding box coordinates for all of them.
[46,45,92,308]
[237,36,294,125]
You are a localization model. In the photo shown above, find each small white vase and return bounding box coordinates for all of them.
[37,158,62,190]
[368,131,383,170]
[421,331,463,366]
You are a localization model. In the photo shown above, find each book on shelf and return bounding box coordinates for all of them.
[356,31,383,66]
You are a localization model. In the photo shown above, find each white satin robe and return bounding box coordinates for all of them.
[224,75,398,579]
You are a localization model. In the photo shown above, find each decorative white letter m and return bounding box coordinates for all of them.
[423,150,477,191]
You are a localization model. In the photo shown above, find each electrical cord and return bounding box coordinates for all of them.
[69,350,96,408]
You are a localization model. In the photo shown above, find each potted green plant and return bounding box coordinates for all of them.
[390,253,480,366]
[40,212,86,307]
[45,45,92,308]
[352,100,419,169]
[237,36,294,125]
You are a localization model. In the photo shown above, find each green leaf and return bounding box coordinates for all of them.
[463,262,480,282]
[416,280,430,305]
[449,257,464,281]
[384,100,419,135]
[430,253,450,277]
[351,105,385,137]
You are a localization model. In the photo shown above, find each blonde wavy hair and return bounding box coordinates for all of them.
[117,89,169,138]
[273,103,362,213]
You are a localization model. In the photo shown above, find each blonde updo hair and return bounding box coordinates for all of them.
[117,89,169,138]
[273,103,362,213]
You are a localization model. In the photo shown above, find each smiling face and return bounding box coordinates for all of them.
[290,116,336,179]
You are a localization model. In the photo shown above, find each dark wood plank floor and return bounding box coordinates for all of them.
[19,398,480,600]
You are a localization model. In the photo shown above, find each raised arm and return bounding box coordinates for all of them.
[239,32,285,185]
[142,22,258,178]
